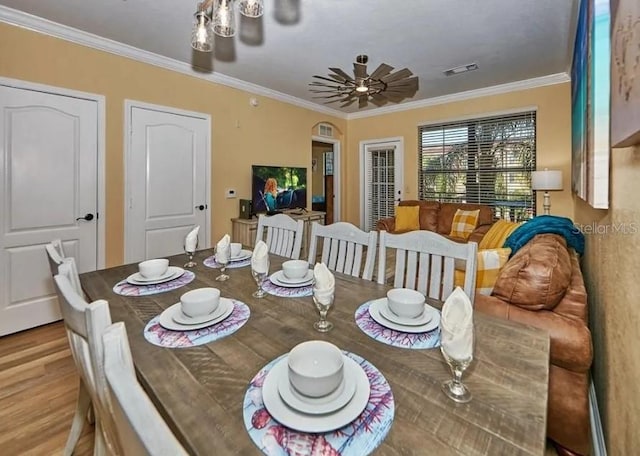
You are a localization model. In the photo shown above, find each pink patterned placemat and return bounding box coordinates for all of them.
[204,255,251,269]
[113,271,195,297]
[143,300,250,348]
[355,301,441,350]
[262,278,313,297]
[243,351,394,455]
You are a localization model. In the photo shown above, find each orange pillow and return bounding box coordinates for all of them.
[395,206,420,231]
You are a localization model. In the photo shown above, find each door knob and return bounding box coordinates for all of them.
[76,213,94,221]
[195,205,207,211]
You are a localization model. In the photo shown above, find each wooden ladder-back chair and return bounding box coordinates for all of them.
[377,230,478,304]
[255,213,304,259]
[307,222,378,281]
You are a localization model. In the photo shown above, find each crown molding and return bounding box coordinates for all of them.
[346,72,571,120]
[0,6,347,119]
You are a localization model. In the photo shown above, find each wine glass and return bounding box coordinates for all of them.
[440,333,474,403]
[215,244,231,281]
[251,257,270,298]
[184,238,198,268]
[312,287,334,332]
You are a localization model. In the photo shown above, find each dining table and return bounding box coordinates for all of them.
[79,249,550,456]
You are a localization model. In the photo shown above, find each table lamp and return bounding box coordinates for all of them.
[532,168,563,215]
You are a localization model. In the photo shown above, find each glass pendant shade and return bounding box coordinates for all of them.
[238,0,264,18]
[213,0,236,37]
[191,11,213,52]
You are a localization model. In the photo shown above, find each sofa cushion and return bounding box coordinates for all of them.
[492,234,572,310]
[395,206,420,231]
[419,205,439,231]
[438,202,493,235]
[449,209,480,240]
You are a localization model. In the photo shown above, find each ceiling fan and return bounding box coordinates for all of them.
[309,55,419,109]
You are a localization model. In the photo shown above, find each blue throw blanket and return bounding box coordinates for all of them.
[504,215,585,256]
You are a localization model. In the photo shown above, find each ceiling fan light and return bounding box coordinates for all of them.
[213,0,236,37]
[191,10,214,52]
[355,85,369,93]
[238,0,264,18]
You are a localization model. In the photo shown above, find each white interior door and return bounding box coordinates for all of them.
[0,85,98,336]
[360,139,404,231]
[125,103,210,263]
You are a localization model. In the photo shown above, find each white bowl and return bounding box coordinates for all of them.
[180,288,220,318]
[282,260,309,280]
[387,288,426,319]
[138,259,169,279]
[288,341,344,398]
[230,242,242,257]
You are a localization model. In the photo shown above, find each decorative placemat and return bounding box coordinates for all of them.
[355,301,441,350]
[243,351,394,456]
[262,279,313,297]
[113,271,195,297]
[204,255,251,269]
[143,300,250,348]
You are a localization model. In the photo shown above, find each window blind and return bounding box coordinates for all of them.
[365,146,396,231]
[418,111,536,222]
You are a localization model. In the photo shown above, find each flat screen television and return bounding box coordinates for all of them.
[251,165,307,214]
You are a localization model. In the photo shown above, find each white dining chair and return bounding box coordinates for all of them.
[53,268,121,456]
[378,230,478,305]
[102,322,188,456]
[45,240,65,278]
[255,213,304,259]
[307,222,378,281]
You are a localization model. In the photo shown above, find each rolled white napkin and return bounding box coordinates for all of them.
[440,287,474,361]
[216,234,231,263]
[251,240,269,274]
[313,262,335,305]
[185,226,200,252]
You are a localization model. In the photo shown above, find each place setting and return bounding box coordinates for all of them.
[204,234,252,270]
[144,286,250,348]
[113,258,195,297]
[355,287,441,349]
[242,340,394,455]
[262,259,314,298]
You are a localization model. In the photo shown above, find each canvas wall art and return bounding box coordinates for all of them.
[571,0,589,202]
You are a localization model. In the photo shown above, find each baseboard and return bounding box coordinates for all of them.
[589,380,607,456]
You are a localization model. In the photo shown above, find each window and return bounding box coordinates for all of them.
[418,111,536,222]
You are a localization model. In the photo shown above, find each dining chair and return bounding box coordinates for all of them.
[45,240,65,278]
[102,322,188,455]
[53,268,121,456]
[307,222,378,281]
[255,213,304,259]
[377,230,478,305]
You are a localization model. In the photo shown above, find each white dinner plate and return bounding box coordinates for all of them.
[159,298,234,331]
[378,300,433,326]
[228,249,252,262]
[172,299,232,325]
[369,298,440,333]
[277,357,357,415]
[269,270,313,288]
[127,267,185,286]
[276,270,314,284]
[262,356,370,433]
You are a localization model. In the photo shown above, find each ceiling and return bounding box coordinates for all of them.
[0,0,578,116]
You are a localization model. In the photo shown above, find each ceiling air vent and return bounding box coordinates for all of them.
[443,63,479,76]
[318,123,334,138]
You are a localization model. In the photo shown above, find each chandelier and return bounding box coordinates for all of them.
[191,0,264,52]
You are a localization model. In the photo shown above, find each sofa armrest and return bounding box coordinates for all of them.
[475,294,593,372]
[468,223,492,244]
[376,217,396,232]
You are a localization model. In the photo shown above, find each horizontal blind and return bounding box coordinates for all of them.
[418,112,536,221]
[366,147,396,231]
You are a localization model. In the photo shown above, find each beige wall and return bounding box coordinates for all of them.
[345,83,574,225]
[574,145,640,455]
[0,23,346,267]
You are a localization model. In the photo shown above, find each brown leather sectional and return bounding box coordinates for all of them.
[475,234,593,455]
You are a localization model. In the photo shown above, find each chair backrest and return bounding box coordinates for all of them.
[378,230,478,304]
[53,271,120,454]
[255,213,304,259]
[307,222,378,281]
[102,322,188,456]
[56,256,84,296]
[45,241,65,278]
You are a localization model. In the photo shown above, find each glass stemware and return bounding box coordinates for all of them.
[312,287,334,332]
[251,257,270,298]
[184,239,198,268]
[440,336,473,403]
[215,244,231,281]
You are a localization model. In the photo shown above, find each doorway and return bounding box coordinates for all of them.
[311,137,340,224]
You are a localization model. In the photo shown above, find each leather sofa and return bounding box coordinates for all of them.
[475,233,592,455]
[376,200,494,243]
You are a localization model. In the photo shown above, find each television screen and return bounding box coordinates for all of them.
[252,165,307,213]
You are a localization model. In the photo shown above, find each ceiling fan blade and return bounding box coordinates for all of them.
[329,67,354,82]
[386,76,419,89]
[353,62,368,79]
[340,97,358,108]
[358,95,369,109]
[371,93,388,105]
[369,63,394,80]
[312,75,351,85]
[381,68,414,83]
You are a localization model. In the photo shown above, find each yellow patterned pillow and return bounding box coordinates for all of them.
[449,209,480,239]
[478,219,522,250]
[455,248,511,295]
[394,206,420,231]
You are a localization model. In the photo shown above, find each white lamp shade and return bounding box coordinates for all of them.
[532,169,563,191]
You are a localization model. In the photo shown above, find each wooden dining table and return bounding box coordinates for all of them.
[80,250,550,456]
